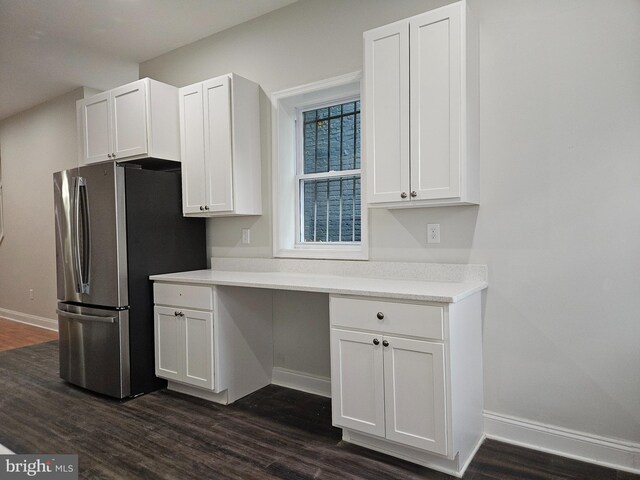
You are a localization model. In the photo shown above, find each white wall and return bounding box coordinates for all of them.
[0,88,85,326]
[141,0,640,450]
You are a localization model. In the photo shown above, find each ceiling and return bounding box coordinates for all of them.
[0,0,297,121]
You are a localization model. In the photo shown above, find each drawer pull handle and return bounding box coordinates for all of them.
[376,312,384,320]
[382,340,389,347]
[373,338,380,346]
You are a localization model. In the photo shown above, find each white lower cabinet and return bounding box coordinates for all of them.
[155,306,213,389]
[330,294,483,478]
[331,328,447,456]
[153,282,273,404]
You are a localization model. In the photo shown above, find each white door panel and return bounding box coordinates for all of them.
[331,329,385,437]
[179,84,207,214]
[82,92,111,164]
[203,76,234,212]
[364,21,410,204]
[154,306,183,382]
[383,335,448,455]
[410,6,461,200]
[112,81,148,159]
[184,309,214,389]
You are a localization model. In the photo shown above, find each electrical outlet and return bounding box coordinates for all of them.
[29,289,34,300]
[427,224,441,244]
[242,228,251,245]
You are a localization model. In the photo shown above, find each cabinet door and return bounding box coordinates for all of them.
[154,306,183,382]
[81,92,112,164]
[330,328,385,437]
[364,21,410,205]
[410,4,461,200]
[383,336,448,455]
[111,80,148,160]
[203,76,234,213]
[179,84,207,214]
[183,308,214,390]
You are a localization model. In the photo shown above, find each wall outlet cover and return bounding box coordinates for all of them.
[427,224,441,244]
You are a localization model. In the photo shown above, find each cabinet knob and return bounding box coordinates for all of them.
[108,154,113,158]
[410,191,417,197]
[400,192,407,199]
[376,312,384,320]
[373,338,380,346]
[204,205,210,211]
[174,311,184,317]
[199,206,204,211]
[382,340,389,347]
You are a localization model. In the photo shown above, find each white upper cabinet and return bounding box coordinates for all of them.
[179,73,262,217]
[364,0,479,207]
[77,78,180,165]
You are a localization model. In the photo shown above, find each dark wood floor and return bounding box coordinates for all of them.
[0,341,637,480]
[0,318,58,351]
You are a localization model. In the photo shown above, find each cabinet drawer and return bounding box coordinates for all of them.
[154,283,213,310]
[330,296,444,340]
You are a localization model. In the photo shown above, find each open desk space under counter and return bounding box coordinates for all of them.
[150,258,488,478]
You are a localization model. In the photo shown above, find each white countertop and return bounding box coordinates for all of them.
[150,269,487,303]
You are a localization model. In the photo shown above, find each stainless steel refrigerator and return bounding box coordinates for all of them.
[53,162,206,399]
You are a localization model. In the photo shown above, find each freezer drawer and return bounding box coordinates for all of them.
[57,303,130,398]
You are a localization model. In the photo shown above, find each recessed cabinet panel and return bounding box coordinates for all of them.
[364,22,410,204]
[203,77,233,213]
[112,82,148,159]
[180,85,207,214]
[383,336,447,454]
[154,306,182,382]
[410,12,461,200]
[184,309,214,389]
[83,93,111,164]
[331,329,385,437]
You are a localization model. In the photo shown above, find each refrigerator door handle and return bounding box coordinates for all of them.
[56,308,117,324]
[72,177,91,294]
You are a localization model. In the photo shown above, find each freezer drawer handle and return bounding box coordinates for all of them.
[56,309,118,324]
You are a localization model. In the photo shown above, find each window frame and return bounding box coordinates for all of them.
[271,71,368,260]
[294,94,362,248]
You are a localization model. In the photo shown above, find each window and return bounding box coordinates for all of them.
[297,100,361,244]
[272,72,367,260]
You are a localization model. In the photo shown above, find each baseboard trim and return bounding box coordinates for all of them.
[271,367,331,398]
[166,381,229,405]
[484,410,640,474]
[0,308,57,332]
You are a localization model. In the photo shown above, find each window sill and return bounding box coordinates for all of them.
[274,247,368,261]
